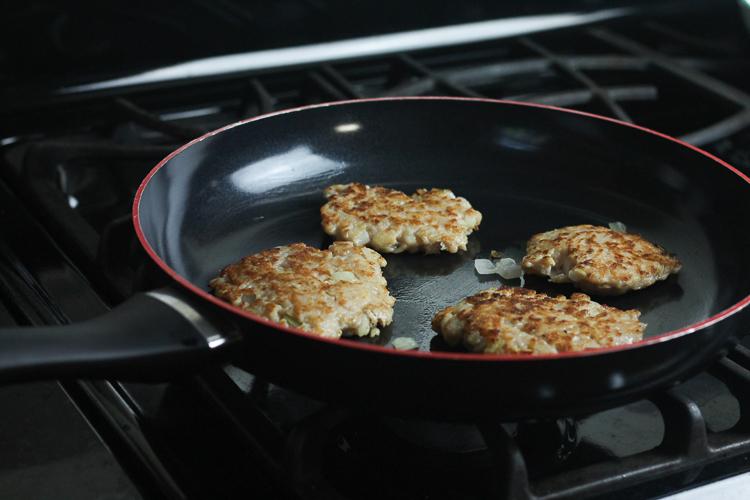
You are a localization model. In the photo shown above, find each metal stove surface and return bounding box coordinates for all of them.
[1,5,750,499]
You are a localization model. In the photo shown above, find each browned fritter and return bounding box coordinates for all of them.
[521,224,681,295]
[320,183,482,254]
[209,242,395,338]
[432,287,645,355]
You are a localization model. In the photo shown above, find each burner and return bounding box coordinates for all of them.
[381,416,487,453]
[288,411,501,500]
[516,418,579,468]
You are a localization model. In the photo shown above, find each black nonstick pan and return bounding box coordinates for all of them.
[1,97,749,419]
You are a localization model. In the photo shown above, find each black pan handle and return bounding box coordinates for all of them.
[0,289,242,383]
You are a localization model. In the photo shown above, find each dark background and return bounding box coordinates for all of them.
[1,0,730,87]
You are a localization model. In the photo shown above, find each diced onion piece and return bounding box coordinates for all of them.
[332,271,357,282]
[474,256,525,286]
[393,337,418,350]
[474,258,498,275]
[608,221,627,233]
[495,257,523,280]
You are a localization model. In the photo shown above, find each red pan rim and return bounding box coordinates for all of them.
[132,96,750,362]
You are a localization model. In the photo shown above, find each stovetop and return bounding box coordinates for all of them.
[1,3,750,499]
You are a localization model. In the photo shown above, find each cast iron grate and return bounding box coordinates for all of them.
[185,355,750,500]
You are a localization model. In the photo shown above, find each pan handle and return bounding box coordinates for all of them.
[0,288,241,383]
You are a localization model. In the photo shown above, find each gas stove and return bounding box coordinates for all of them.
[1,2,750,499]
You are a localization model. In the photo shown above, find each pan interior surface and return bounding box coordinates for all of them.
[137,98,750,353]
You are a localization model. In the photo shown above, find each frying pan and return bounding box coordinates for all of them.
[2,97,749,419]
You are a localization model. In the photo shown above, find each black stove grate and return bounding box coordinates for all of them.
[180,352,750,500]
[2,15,750,500]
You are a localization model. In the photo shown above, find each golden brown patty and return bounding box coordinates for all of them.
[521,224,681,295]
[432,287,645,355]
[320,183,482,254]
[209,242,395,338]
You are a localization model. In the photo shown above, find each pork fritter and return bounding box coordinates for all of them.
[432,287,645,355]
[320,183,482,254]
[521,224,681,295]
[209,242,395,338]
